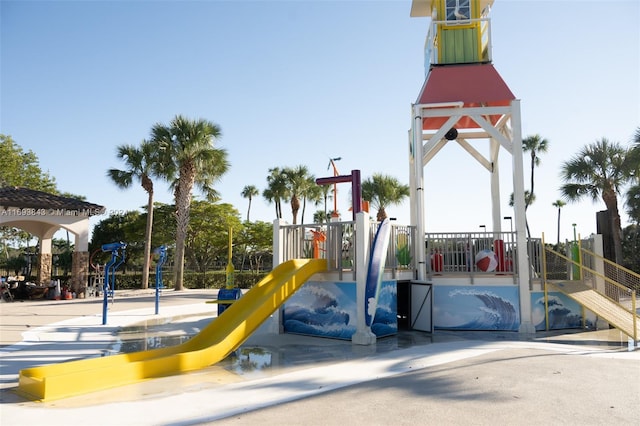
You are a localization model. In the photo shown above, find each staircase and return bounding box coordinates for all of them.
[547,280,639,341]
[543,244,639,342]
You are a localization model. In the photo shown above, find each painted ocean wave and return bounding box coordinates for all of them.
[284,281,356,339]
[284,280,397,340]
[532,294,587,330]
[284,319,357,340]
[440,288,520,331]
[284,304,350,327]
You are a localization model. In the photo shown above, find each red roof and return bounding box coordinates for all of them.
[416,63,515,130]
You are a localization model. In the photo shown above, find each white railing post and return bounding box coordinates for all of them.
[272,219,287,267]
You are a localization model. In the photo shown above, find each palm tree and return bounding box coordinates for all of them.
[282,165,313,224]
[522,134,549,211]
[361,173,410,221]
[302,180,323,225]
[313,209,330,224]
[107,141,157,289]
[151,115,229,291]
[509,190,535,239]
[263,167,288,220]
[560,138,630,264]
[624,127,640,223]
[318,184,332,221]
[241,185,259,222]
[552,199,566,248]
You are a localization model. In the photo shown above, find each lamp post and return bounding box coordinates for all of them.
[328,157,341,218]
[479,225,487,251]
[503,216,513,234]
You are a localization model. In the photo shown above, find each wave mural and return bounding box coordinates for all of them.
[283,281,397,340]
[434,286,520,331]
[371,280,397,337]
[531,292,592,331]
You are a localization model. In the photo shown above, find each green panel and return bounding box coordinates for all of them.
[440,28,479,64]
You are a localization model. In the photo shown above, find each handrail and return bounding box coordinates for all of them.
[579,246,640,293]
[278,222,524,283]
[545,246,634,303]
[542,242,638,341]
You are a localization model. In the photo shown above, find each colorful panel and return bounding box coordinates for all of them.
[531,291,593,331]
[283,281,397,340]
[433,285,520,331]
[441,27,479,64]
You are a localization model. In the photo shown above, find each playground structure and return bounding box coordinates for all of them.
[274,0,638,342]
[14,0,639,402]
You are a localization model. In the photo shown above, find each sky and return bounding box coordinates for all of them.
[1,0,639,245]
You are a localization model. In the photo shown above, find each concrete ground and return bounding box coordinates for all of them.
[1,289,639,425]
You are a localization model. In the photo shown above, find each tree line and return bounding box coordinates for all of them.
[1,123,639,285]
[105,116,409,290]
[517,130,639,270]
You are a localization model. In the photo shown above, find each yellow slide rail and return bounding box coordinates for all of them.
[18,259,327,401]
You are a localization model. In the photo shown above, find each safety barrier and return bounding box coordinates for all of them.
[542,239,638,342]
[278,220,531,282]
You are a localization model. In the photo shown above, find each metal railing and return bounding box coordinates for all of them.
[279,221,356,280]
[424,232,530,284]
[279,221,418,280]
[278,221,536,283]
[542,240,640,302]
[371,222,417,279]
[542,242,638,341]
[579,245,640,306]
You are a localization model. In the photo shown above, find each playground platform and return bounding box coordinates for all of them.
[1,289,638,425]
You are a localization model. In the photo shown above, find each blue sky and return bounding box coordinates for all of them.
[1,0,638,244]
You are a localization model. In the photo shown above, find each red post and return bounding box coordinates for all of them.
[431,249,443,273]
[494,239,505,272]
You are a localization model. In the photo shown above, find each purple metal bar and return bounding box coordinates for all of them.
[316,169,362,221]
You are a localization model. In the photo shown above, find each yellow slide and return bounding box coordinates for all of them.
[18,259,327,401]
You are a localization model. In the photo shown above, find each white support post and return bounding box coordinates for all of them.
[511,100,534,333]
[490,137,502,233]
[352,212,376,345]
[75,218,90,251]
[412,104,427,281]
[272,218,286,267]
[271,218,287,334]
[408,128,417,229]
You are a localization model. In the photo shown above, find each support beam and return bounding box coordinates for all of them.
[510,100,534,333]
[316,170,362,221]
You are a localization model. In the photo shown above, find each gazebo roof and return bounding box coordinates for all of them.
[0,187,105,216]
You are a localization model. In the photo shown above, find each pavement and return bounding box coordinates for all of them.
[1,289,639,425]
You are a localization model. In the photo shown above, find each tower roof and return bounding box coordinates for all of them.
[415,63,516,130]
